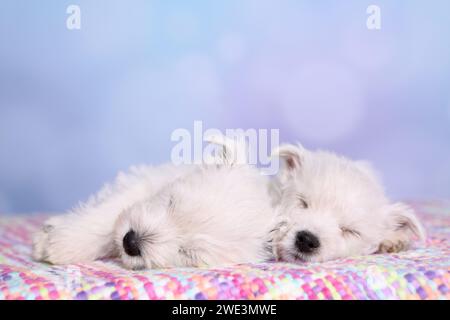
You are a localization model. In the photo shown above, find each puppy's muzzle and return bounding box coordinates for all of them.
[295,230,320,254]
[123,230,141,257]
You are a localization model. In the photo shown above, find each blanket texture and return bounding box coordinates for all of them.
[0,201,449,300]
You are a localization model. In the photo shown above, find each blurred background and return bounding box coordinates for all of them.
[0,0,449,213]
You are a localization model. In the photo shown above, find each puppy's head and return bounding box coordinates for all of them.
[271,144,426,263]
[114,136,273,269]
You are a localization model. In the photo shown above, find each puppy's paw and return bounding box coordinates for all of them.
[32,227,52,262]
[377,240,409,254]
[31,216,64,263]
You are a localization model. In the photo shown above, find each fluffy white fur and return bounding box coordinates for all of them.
[32,138,427,269]
[270,144,426,263]
[32,139,277,269]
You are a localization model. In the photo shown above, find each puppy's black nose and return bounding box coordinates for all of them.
[123,230,141,257]
[295,230,320,254]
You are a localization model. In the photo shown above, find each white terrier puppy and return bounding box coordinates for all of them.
[32,138,277,269]
[270,144,426,263]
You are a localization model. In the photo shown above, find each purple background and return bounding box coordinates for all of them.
[0,1,449,213]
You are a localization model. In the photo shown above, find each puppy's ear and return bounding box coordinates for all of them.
[271,144,305,173]
[377,202,426,253]
[204,134,248,167]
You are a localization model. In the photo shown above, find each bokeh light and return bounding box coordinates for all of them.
[279,61,365,144]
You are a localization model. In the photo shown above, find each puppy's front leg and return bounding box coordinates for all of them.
[32,210,117,265]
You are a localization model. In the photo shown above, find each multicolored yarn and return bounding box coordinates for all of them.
[0,201,449,300]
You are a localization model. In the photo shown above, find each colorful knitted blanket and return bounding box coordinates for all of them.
[0,201,449,300]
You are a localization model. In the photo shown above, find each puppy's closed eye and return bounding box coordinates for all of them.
[340,227,361,238]
[297,194,308,209]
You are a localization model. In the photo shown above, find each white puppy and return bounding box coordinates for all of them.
[270,144,426,263]
[32,138,277,269]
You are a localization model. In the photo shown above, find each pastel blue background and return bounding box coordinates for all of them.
[0,1,449,213]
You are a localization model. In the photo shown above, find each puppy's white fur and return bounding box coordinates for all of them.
[32,139,277,269]
[270,144,426,263]
[32,139,426,268]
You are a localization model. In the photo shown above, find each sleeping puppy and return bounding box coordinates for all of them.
[270,144,426,263]
[32,137,277,269]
